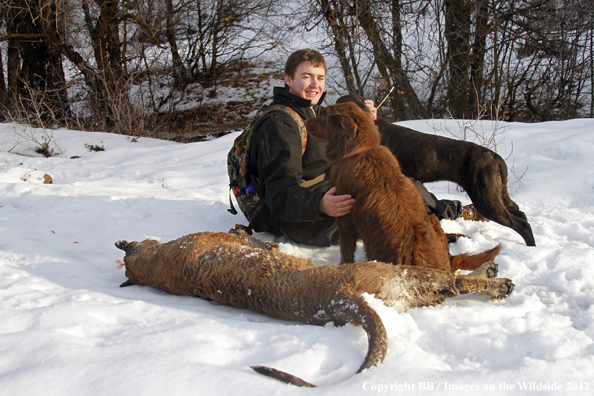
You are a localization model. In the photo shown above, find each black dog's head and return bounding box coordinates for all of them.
[336,94,372,114]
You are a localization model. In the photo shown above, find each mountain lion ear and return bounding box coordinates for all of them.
[119,279,135,287]
[115,240,135,252]
[120,277,144,287]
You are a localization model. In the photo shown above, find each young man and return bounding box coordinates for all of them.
[247,49,460,246]
[247,49,343,246]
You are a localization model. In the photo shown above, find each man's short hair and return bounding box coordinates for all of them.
[284,49,327,79]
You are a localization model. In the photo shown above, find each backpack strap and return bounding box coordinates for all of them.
[262,104,308,154]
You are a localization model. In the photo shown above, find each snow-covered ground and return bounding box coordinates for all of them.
[1,118,593,395]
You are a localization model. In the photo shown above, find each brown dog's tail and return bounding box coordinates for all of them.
[450,243,503,272]
[251,294,388,387]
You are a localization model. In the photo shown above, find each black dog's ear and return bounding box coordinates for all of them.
[336,95,370,114]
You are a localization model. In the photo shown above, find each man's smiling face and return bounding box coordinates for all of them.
[284,61,326,106]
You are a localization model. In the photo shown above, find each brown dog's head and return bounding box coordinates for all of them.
[305,102,380,161]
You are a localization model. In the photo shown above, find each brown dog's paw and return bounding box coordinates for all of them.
[468,261,499,279]
[491,279,514,299]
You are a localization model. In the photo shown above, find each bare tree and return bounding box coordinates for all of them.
[444,0,471,118]
[2,0,593,134]
[0,0,70,121]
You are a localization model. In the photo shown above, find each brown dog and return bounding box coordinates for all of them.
[117,229,513,387]
[305,102,501,273]
[336,95,536,246]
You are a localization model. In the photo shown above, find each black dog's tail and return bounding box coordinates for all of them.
[251,294,388,387]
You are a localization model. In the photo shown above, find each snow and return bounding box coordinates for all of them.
[1,118,593,395]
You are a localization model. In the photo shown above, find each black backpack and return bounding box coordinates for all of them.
[227,104,307,233]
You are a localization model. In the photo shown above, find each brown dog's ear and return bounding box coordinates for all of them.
[304,117,327,139]
[329,113,358,138]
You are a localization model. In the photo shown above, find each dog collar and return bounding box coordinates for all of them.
[344,146,373,159]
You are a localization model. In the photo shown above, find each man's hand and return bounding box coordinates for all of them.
[319,186,355,217]
[364,99,378,120]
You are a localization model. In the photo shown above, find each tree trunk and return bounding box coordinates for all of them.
[83,0,132,130]
[355,0,425,119]
[0,20,5,109]
[165,0,189,86]
[4,37,20,113]
[591,27,594,118]
[387,0,408,118]
[469,0,489,116]
[320,0,358,94]
[4,0,70,121]
[445,0,471,118]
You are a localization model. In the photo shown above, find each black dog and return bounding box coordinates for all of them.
[337,95,536,247]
